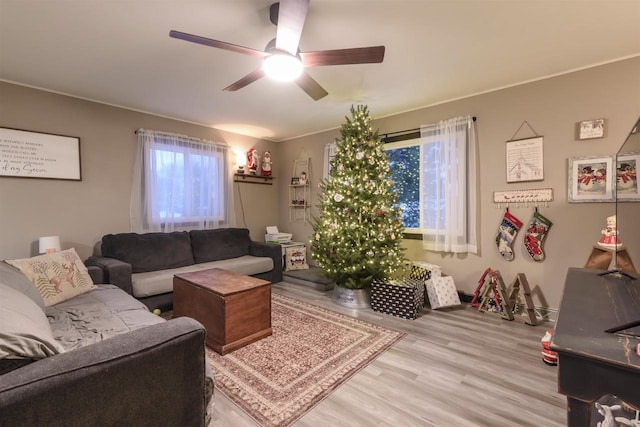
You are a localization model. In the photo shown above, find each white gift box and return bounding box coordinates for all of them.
[427,276,461,309]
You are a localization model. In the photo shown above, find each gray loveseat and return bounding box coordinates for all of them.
[87,227,282,311]
[0,261,213,426]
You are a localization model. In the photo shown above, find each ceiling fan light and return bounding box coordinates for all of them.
[263,53,303,82]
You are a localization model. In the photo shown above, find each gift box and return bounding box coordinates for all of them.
[409,262,442,284]
[284,246,309,271]
[426,276,461,309]
[371,278,425,320]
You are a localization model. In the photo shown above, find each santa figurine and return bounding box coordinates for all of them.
[247,148,259,175]
[261,151,272,176]
[597,214,623,249]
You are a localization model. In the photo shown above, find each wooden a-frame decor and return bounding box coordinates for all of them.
[507,273,538,326]
[470,268,493,308]
[477,270,513,321]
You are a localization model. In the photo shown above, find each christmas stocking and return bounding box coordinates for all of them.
[524,210,552,262]
[496,210,522,261]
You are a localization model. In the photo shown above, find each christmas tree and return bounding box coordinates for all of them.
[312,105,405,289]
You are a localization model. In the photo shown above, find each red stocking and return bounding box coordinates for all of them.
[495,210,522,261]
[524,210,552,262]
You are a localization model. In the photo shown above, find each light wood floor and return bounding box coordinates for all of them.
[210,282,567,427]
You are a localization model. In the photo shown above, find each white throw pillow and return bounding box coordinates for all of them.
[0,283,66,361]
[5,248,95,307]
[0,261,45,310]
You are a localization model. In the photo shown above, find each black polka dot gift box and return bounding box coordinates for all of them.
[371,278,425,320]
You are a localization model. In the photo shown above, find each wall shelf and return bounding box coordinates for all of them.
[234,173,274,185]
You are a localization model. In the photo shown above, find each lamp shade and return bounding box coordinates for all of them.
[39,236,61,254]
[263,53,303,81]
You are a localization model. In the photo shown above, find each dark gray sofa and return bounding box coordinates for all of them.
[0,261,213,426]
[87,228,282,311]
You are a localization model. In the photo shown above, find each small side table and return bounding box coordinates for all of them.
[584,246,636,274]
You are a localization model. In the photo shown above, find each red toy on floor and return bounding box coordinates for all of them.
[541,329,558,365]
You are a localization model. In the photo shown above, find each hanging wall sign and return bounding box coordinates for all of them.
[0,127,81,181]
[506,137,544,183]
[576,118,606,140]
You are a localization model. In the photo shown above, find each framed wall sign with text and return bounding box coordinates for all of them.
[0,127,81,181]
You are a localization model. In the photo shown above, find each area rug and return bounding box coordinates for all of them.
[206,293,405,427]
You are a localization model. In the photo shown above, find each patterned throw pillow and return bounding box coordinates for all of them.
[285,246,309,271]
[5,248,95,307]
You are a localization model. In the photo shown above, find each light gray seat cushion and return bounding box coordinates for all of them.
[44,284,215,420]
[47,285,164,351]
[131,255,274,298]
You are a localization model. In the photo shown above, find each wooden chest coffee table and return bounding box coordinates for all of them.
[173,268,272,355]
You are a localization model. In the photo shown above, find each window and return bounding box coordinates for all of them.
[130,129,233,233]
[384,116,477,253]
[323,142,337,179]
[385,140,420,230]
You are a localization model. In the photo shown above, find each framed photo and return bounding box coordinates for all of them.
[568,155,614,202]
[0,127,81,180]
[505,137,544,183]
[576,118,606,140]
[616,153,639,201]
[290,177,300,185]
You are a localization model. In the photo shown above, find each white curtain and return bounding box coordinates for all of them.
[130,129,235,233]
[420,116,477,253]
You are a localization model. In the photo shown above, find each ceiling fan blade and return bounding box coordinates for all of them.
[296,71,328,101]
[300,46,385,67]
[223,69,266,92]
[275,0,309,55]
[170,30,268,59]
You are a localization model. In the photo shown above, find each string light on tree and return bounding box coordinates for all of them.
[311,105,405,289]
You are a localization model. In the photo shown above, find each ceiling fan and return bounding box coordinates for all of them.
[169,0,385,101]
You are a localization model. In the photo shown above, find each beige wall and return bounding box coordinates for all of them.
[277,58,640,311]
[2,58,639,310]
[0,82,280,260]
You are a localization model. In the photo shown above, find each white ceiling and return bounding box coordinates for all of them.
[1,0,639,141]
